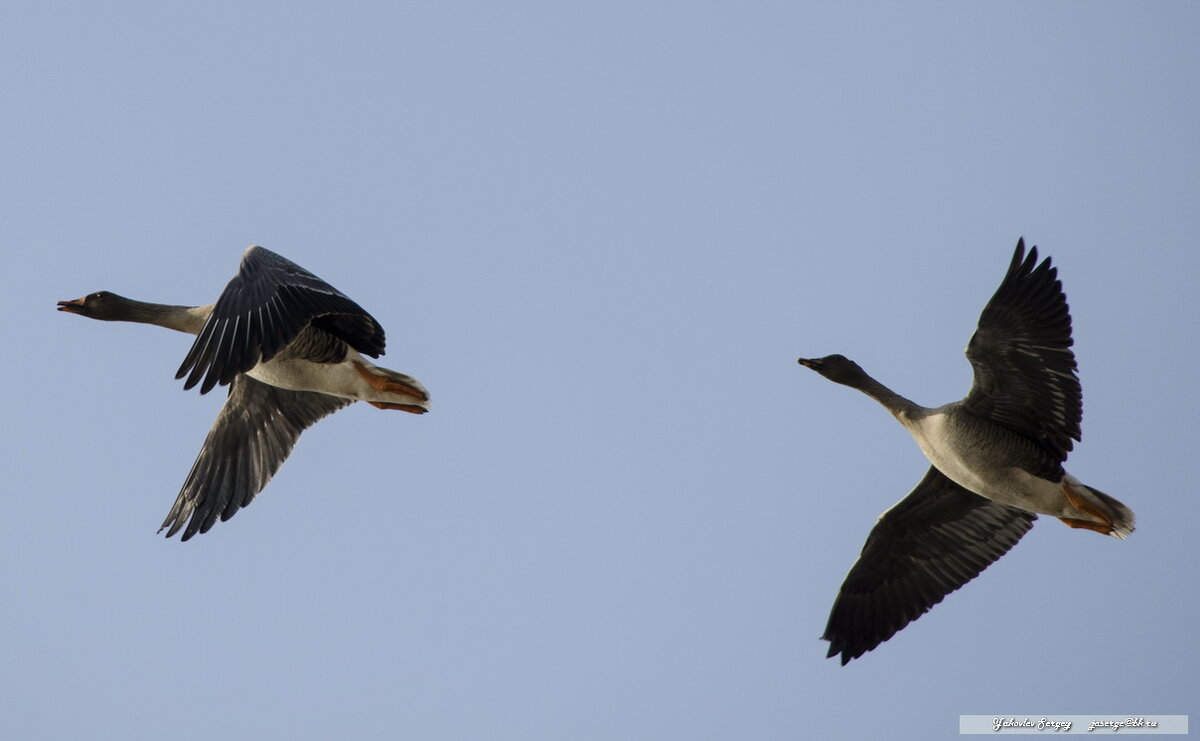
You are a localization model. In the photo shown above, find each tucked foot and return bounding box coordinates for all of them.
[1060,482,1114,534]
[1057,517,1115,535]
[369,401,427,414]
[353,361,430,401]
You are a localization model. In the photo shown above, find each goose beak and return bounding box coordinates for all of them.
[57,298,86,314]
[797,357,820,370]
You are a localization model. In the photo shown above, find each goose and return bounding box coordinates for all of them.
[797,239,1133,664]
[58,245,429,540]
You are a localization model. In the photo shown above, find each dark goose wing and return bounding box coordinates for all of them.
[823,466,1036,664]
[159,375,353,540]
[961,239,1081,473]
[176,245,386,394]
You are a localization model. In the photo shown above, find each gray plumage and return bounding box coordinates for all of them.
[798,239,1133,664]
[59,246,429,540]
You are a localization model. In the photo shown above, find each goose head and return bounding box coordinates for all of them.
[797,354,871,387]
[57,291,137,321]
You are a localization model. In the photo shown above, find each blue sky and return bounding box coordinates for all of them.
[4,3,1198,739]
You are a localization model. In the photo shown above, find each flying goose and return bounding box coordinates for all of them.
[58,245,429,540]
[797,239,1134,664]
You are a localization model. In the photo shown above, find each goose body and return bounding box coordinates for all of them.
[59,245,429,540]
[797,239,1133,664]
[242,347,417,402]
[901,407,1107,520]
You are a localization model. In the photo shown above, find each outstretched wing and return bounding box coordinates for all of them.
[160,375,353,540]
[961,239,1080,468]
[823,467,1036,664]
[176,245,386,394]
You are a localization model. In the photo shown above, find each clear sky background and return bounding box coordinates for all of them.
[4,3,1197,739]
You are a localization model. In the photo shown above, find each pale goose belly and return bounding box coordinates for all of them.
[903,410,1073,517]
[246,350,428,406]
